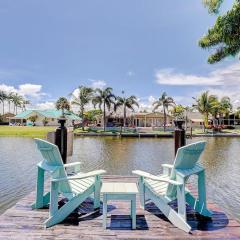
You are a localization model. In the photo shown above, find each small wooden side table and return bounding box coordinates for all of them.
[101,182,138,229]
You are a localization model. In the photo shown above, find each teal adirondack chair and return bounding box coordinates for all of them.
[32,138,106,227]
[133,141,212,233]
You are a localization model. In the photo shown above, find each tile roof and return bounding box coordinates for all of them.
[13,109,81,120]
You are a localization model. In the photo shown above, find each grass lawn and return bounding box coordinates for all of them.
[0,126,56,138]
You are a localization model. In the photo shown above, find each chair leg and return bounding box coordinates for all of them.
[177,184,186,221]
[197,170,212,217]
[145,188,191,233]
[49,182,59,218]
[185,192,212,217]
[32,167,45,209]
[102,194,107,229]
[94,176,101,209]
[139,177,145,210]
[131,196,136,229]
[45,186,94,228]
[185,170,212,218]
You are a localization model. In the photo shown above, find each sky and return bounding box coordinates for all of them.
[0,0,239,112]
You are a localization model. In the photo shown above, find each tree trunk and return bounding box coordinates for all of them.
[204,113,209,132]
[123,104,126,127]
[103,102,106,131]
[8,101,11,113]
[81,106,84,131]
[2,101,4,115]
[163,107,166,132]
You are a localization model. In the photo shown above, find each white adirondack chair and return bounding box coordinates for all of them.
[32,138,106,227]
[133,141,212,233]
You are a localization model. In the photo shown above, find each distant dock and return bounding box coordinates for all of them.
[0,176,240,239]
[75,132,240,138]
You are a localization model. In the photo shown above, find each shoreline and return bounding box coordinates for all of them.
[74,132,240,138]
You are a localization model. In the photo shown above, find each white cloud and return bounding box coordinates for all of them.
[155,63,240,86]
[0,84,17,93]
[34,101,55,110]
[89,79,106,89]
[154,63,240,110]
[18,84,45,98]
[138,95,156,112]
[0,83,45,99]
[148,95,156,104]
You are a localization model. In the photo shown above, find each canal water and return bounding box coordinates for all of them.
[0,136,240,220]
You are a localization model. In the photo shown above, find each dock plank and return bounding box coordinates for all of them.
[0,176,240,239]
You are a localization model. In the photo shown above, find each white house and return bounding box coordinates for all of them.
[8,109,81,126]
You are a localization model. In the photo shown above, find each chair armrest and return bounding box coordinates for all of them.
[52,169,106,182]
[161,164,173,169]
[64,162,82,168]
[64,162,81,173]
[161,164,173,176]
[132,170,182,186]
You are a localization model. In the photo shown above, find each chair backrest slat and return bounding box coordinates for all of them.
[35,138,72,193]
[166,141,206,199]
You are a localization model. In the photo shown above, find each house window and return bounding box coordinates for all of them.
[52,118,54,121]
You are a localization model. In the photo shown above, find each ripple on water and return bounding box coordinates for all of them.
[1,136,240,220]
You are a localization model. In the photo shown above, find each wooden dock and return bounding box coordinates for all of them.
[0,176,240,239]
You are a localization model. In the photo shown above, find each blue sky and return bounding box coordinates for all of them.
[0,0,239,111]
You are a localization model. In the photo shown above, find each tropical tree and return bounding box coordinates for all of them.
[84,109,102,124]
[207,96,232,125]
[194,91,217,129]
[199,0,240,63]
[219,96,232,118]
[11,93,24,114]
[0,90,7,115]
[71,86,94,130]
[7,92,14,113]
[56,97,71,117]
[42,117,49,126]
[169,104,185,119]
[208,95,220,121]
[152,92,175,131]
[114,92,139,127]
[21,99,30,111]
[235,106,240,118]
[92,87,115,131]
[28,115,38,126]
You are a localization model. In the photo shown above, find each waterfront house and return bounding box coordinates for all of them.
[132,112,173,127]
[95,111,173,127]
[8,109,81,126]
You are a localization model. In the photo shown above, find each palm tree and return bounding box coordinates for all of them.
[21,99,30,111]
[56,97,71,117]
[219,96,232,118]
[183,105,194,130]
[152,92,175,131]
[92,87,115,131]
[71,86,94,130]
[114,92,139,127]
[0,90,7,115]
[169,104,185,119]
[7,92,14,113]
[11,93,24,114]
[194,91,217,130]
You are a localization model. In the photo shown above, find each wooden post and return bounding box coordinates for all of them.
[174,120,186,155]
[55,118,68,164]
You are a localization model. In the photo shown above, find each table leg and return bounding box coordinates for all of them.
[131,195,136,229]
[103,194,107,229]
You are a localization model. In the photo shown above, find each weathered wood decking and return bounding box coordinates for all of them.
[0,176,240,239]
